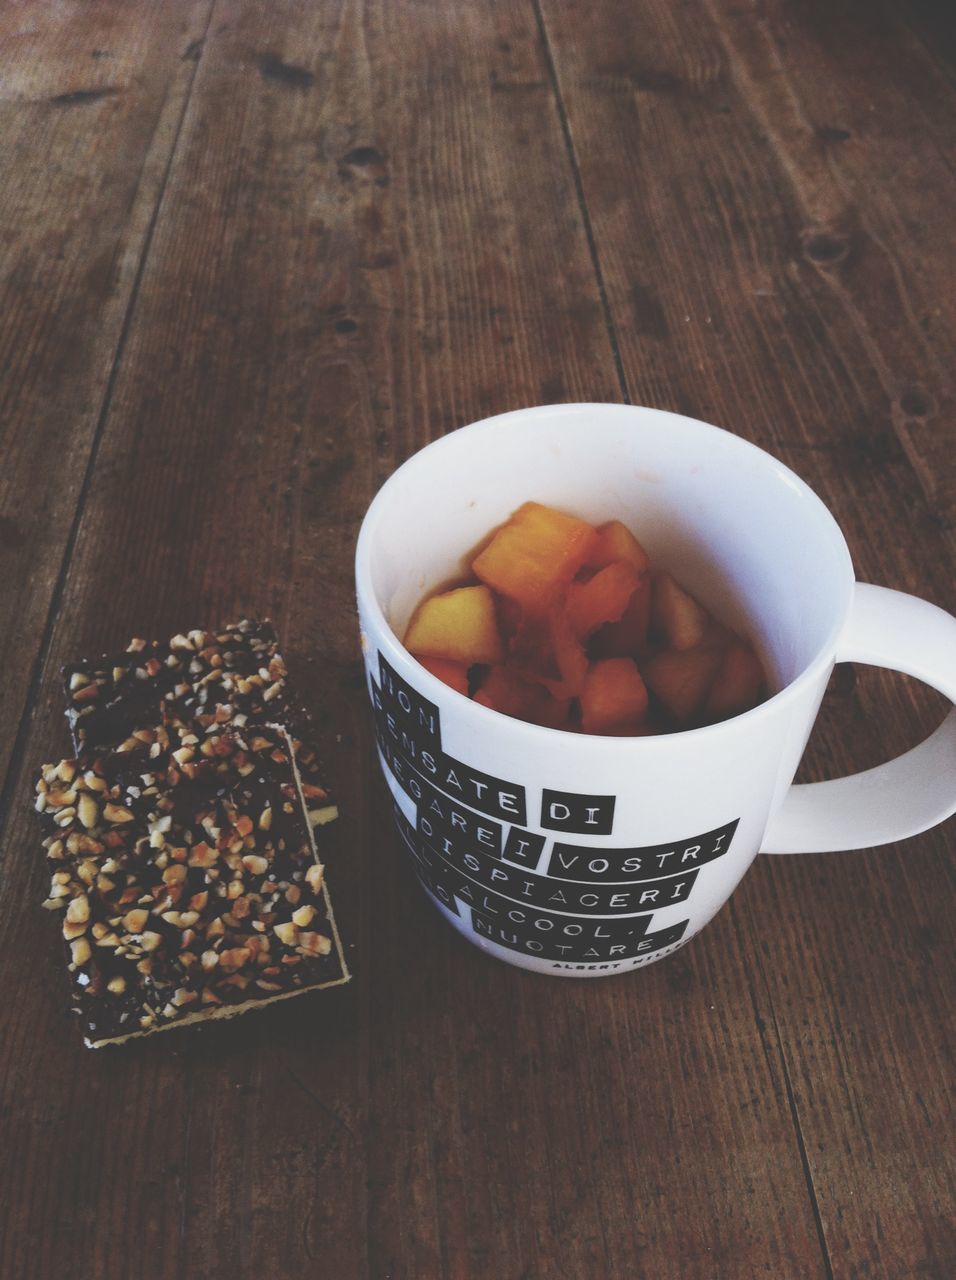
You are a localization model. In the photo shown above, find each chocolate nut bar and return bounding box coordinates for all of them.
[40,619,349,1046]
[35,722,348,1047]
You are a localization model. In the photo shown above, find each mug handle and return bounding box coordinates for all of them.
[761,583,956,854]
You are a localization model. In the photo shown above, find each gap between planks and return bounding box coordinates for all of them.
[531,0,631,406]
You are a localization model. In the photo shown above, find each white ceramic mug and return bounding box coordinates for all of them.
[355,405,956,976]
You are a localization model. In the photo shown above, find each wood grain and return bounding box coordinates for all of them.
[538,0,956,1274]
[0,0,953,1276]
[700,0,956,519]
[0,0,213,796]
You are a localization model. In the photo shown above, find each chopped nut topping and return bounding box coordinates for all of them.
[66,894,91,925]
[123,909,149,933]
[298,932,332,956]
[77,794,99,830]
[187,841,217,868]
[44,620,346,1046]
[219,947,250,973]
[77,858,98,886]
[103,803,135,824]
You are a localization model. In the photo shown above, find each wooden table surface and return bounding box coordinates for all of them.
[1,2,954,1277]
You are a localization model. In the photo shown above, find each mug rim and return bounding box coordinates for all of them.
[355,402,856,748]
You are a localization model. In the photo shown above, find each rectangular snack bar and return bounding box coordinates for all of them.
[35,721,348,1047]
[38,619,349,1047]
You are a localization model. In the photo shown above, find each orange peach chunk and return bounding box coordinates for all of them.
[590,572,652,658]
[703,639,766,721]
[643,642,726,724]
[567,561,643,639]
[416,655,471,696]
[472,502,599,613]
[584,520,651,573]
[580,659,649,734]
[474,666,571,729]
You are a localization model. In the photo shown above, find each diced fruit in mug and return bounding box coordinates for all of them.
[474,665,541,720]
[472,502,599,613]
[507,608,549,667]
[703,639,766,720]
[402,500,769,736]
[528,693,573,730]
[474,666,571,729]
[538,607,589,699]
[508,606,587,700]
[580,659,649,734]
[590,571,652,658]
[651,572,714,651]
[567,561,643,638]
[643,643,726,724]
[416,655,470,696]
[495,595,524,645]
[404,585,503,664]
[584,520,651,573]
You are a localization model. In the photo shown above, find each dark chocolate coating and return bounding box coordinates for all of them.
[39,620,346,1046]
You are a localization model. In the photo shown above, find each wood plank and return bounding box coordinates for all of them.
[0,2,828,1277]
[0,0,214,802]
[537,0,956,1274]
[697,0,956,519]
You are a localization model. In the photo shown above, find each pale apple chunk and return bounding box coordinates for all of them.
[651,572,714,651]
[643,643,725,724]
[404,585,503,665]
